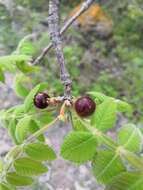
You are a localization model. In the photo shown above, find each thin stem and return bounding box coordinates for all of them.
[31,0,94,65]
[48,0,72,100]
[25,117,59,144]
[78,117,117,150]
[68,111,74,129]
[1,117,58,181]
[78,116,143,171]
[1,146,23,181]
[1,108,56,121]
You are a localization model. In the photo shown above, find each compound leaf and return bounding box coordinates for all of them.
[115,100,132,113]
[15,116,44,143]
[91,99,117,132]
[24,142,56,161]
[8,119,19,144]
[72,114,88,131]
[14,74,30,98]
[17,40,36,56]
[88,91,131,113]
[117,124,142,153]
[14,157,48,176]
[6,172,33,186]
[0,55,30,65]
[61,131,97,163]
[0,183,15,190]
[15,116,31,143]
[88,91,108,104]
[92,150,125,184]
[106,172,143,190]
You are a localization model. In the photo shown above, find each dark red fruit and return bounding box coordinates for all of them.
[74,96,96,117]
[34,92,50,109]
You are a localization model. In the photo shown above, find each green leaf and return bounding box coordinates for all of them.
[0,55,30,65]
[15,116,32,143]
[88,91,108,104]
[91,99,117,132]
[6,172,33,186]
[16,61,38,73]
[7,105,25,144]
[0,107,18,129]
[115,100,132,113]
[98,133,117,150]
[0,110,10,128]
[72,114,88,131]
[8,119,19,144]
[119,149,143,171]
[5,146,22,161]
[0,54,34,74]
[117,124,142,152]
[61,131,97,163]
[14,157,48,176]
[28,120,45,142]
[13,104,25,117]
[17,40,36,56]
[106,172,143,190]
[34,112,53,127]
[88,91,131,113]
[14,74,30,98]
[0,183,13,190]
[0,62,15,72]
[24,143,56,161]
[15,116,44,143]
[24,82,48,112]
[0,68,5,83]
[92,150,125,184]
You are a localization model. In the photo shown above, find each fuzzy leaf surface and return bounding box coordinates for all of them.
[106,172,143,190]
[117,124,142,152]
[91,99,117,132]
[6,172,33,186]
[15,116,31,143]
[24,143,56,161]
[0,183,15,190]
[92,150,125,184]
[14,74,30,97]
[61,131,97,163]
[14,157,48,176]
[72,115,88,131]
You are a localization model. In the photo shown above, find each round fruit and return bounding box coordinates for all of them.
[34,92,50,109]
[74,96,96,117]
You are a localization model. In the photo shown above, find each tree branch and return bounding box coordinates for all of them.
[31,0,94,65]
[48,0,72,100]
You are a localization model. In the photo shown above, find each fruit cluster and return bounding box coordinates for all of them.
[34,93,96,117]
